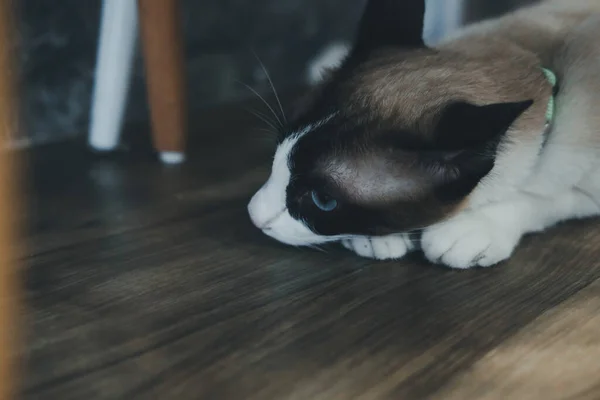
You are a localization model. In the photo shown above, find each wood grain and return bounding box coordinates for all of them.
[0,0,21,399]
[434,279,600,400]
[137,0,187,154]
[21,103,600,399]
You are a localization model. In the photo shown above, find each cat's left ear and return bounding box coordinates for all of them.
[425,99,534,201]
[351,0,427,58]
[433,100,534,149]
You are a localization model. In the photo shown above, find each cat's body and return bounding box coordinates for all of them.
[248,0,600,269]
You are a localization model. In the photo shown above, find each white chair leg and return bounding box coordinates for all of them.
[88,0,138,151]
[424,0,464,45]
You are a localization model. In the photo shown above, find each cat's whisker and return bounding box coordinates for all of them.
[308,244,328,253]
[404,232,422,238]
[251,128,279,145]
[253,111,280,132]
[237,80,284,129]
[252,50,288,125]
[407,227,428,234]
[243,107,280,132]
[255,128,278,138]
[248,107,277,124]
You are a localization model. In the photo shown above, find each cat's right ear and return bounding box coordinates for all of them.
[350,0,427,58]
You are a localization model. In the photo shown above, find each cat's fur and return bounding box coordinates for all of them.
[247,0,600,269]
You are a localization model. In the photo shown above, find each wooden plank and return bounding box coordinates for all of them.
[0,0,21,398]
[21,104,600,399]
[435,278,600,400]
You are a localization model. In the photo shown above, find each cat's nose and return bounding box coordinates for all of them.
[247,190,269,229]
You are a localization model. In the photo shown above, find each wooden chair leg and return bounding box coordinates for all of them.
[0,0,22,398]
[137,0,187,164]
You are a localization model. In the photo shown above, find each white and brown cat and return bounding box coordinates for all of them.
[248,0,600,269]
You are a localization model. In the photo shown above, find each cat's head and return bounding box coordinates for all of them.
[248,0,546,246]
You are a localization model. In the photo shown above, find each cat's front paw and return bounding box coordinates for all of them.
[342,234,412,260]
[421,215,519,269]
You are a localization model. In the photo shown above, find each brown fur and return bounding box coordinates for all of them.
[316,0,600,230]
[348,48,549,136]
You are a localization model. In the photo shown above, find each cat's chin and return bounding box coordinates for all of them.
[262,229,323,247]
[260,223,329,247]
[248,199,327,247]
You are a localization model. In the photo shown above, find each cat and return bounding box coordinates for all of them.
[247,0,600,269]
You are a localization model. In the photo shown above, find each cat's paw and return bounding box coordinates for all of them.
[342,234,412,260]
[421,215,519,269]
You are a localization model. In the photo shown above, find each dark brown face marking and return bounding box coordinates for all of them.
[278,0,545,238]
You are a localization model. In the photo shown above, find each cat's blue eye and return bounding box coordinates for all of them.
[310,190,337,212]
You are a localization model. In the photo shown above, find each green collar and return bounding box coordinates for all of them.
[542,68,557,125]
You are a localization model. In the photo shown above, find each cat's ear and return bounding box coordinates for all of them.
[433,100,534,150]
[351,0,426,58]
[425,99,534,201]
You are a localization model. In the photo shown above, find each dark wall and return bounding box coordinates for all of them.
[17,0,536,147]
[18,0,101,146]
[17,0,365,147]
[463,0,538,23]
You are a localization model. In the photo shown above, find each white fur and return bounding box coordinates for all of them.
[342,234,415,260]
[422,180,600,268]
[422,212,521,268]
[248,116,336,246]
[248,136,319,245]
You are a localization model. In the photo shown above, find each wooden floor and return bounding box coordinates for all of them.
[22,101,600,399]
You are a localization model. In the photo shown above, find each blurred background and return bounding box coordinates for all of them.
[16,0,535,149]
